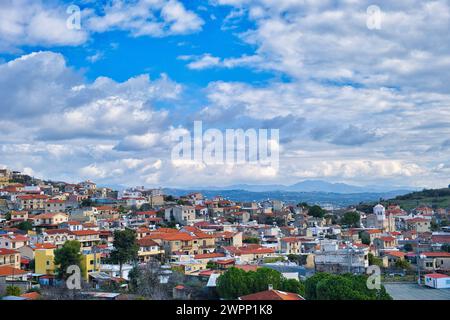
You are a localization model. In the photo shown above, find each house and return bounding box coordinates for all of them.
[383,251,406,267]
[0,248,21,268]
[373,236,398,250]
[406,218,431,233]
[70,230,101,251]
[165,206,197,225]
[16,194,49,211]
[0,234,29,250]
[33,212,69,227]
[35,247,56,275]
[223,244,276,263]
[45,199,66,213]
[280,237,302,254]
[137,237,164,262]
[239,289,305,300]
[424,273,450,289]
[0,266,30,295]
[419,252,450,272]
[40,229,75,247]
[9,211,29,222]
[314,240,369,274]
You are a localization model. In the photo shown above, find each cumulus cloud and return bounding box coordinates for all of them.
[87,0,204,37]
[0,0,204,52]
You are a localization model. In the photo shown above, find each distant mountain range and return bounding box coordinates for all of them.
[162,188,414,208]
[162,180,419,208]
[200,180,417,194]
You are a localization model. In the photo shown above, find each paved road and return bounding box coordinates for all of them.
[384,283,450,300]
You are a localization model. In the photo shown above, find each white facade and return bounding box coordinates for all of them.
[424,274,450,289]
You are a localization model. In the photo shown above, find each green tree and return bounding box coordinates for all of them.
[281,278,305,296]
[53,240,82,279]
[15,221,33,231]
[308,205,326,218]
[206,261,219,269]
[216,267,252,299]
[216,267,304,299]
[6,285,21,296]
[243,237,260,244]
[304,272,332,300]
[395,259,411,270]
[307,273,392,300]
[403,243,413,252]
[110,229,139,277]
[341,211,360,227]
[368,253,383,267]
[359,232,371,245]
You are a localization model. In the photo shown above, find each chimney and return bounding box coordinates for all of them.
[268,284,273,291]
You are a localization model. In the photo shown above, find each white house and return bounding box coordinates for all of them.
[424,273,450,289]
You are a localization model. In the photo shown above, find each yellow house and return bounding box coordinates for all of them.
[80,253,101,280]
[35,248,100,280]
[34,248,56,275]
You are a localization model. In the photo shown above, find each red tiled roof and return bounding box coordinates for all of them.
[385,251,406,258]
[240,290,305,301]
[20,292,40,300]
[0,248,19,255]
[194,253,225,260]
[422,252,450,258]
[379,236,396,242]
[17,195,49,200]
[281,237,301,243]
[34,243,57,250]
[425,273,450,279]
[137,237,160,247]
[70,230,100,236]
[0,266,27,276]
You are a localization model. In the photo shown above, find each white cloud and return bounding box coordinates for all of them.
[87,0,204,37]
[0,0,88,52]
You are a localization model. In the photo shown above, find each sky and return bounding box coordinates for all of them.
[0,0,450,189]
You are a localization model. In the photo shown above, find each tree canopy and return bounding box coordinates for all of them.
[216,267,305,299]
[304,272,392,300]
[54,240,82,279]
[308,205,326,218]
[110,228,139,277]
[341,211,360,227]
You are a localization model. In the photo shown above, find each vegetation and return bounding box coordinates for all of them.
[403,243,413,252]
[216,267,305,299]
[368,253,383,267]
[5,285,21,296]
[15,221,33,231]
[287,254,308,265]
[243,237,260,244]
[359,231,371,245]
[340,211,360,227]
[54,241,82,279]
[308,205,326,218]
[110,229,139,277]
[304,272,392,300]
[395,259,411,270]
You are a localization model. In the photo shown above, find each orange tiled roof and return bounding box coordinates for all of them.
[240,290,305,301]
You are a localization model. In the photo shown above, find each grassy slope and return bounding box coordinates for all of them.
[381,188,450,211]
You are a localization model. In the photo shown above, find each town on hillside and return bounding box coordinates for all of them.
[0,168,449,300]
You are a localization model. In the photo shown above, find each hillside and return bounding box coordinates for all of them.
[356,188,450,211]
[384,188,450,210]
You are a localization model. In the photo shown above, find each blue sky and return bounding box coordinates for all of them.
[1,0,450,189]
